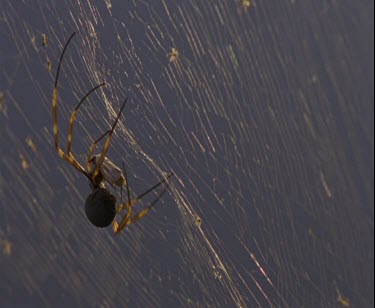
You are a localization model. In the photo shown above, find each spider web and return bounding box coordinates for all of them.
[0,1,373,307]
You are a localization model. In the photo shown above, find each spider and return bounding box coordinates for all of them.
[52,32,173,234]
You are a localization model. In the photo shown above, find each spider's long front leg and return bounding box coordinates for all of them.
[52,32,94,180]
[93,99,127,180]
[53,32,75,156]
[66,83,106,156]
[53,32,109,181]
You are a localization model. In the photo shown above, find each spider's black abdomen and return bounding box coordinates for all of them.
[85,188,116,228]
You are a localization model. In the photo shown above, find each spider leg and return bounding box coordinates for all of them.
[53,32,76,153]
[121,161,131,207]
[113,173,173,233]
[92,98,127,180]
[116,172,174,213]
[113,162,133,231]
[113,180,172,235]
[52,32,90,179]
[86,129,110,172]
[67,83,106,155]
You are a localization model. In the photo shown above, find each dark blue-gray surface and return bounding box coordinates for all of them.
[0,1,373,307]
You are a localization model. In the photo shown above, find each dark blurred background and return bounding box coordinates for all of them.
[0,1,373,307]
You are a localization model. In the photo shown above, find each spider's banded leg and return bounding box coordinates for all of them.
[113,184,170,235]
[114,162,133,228]
[116,173,174,213]
[86,129,110,172]
[93,98,127,179]
[52,32,90,179]
[53,32,76,153]
[54,147,90,178]
[67,83,106,155]
[113,164,133,234]
[112,203,132,234]
[120,186,123,204]
[113,173,173,234]
[121,162,131,208]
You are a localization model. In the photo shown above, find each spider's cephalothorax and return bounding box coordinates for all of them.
[89,155,125,188]
[52,32,174,234]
